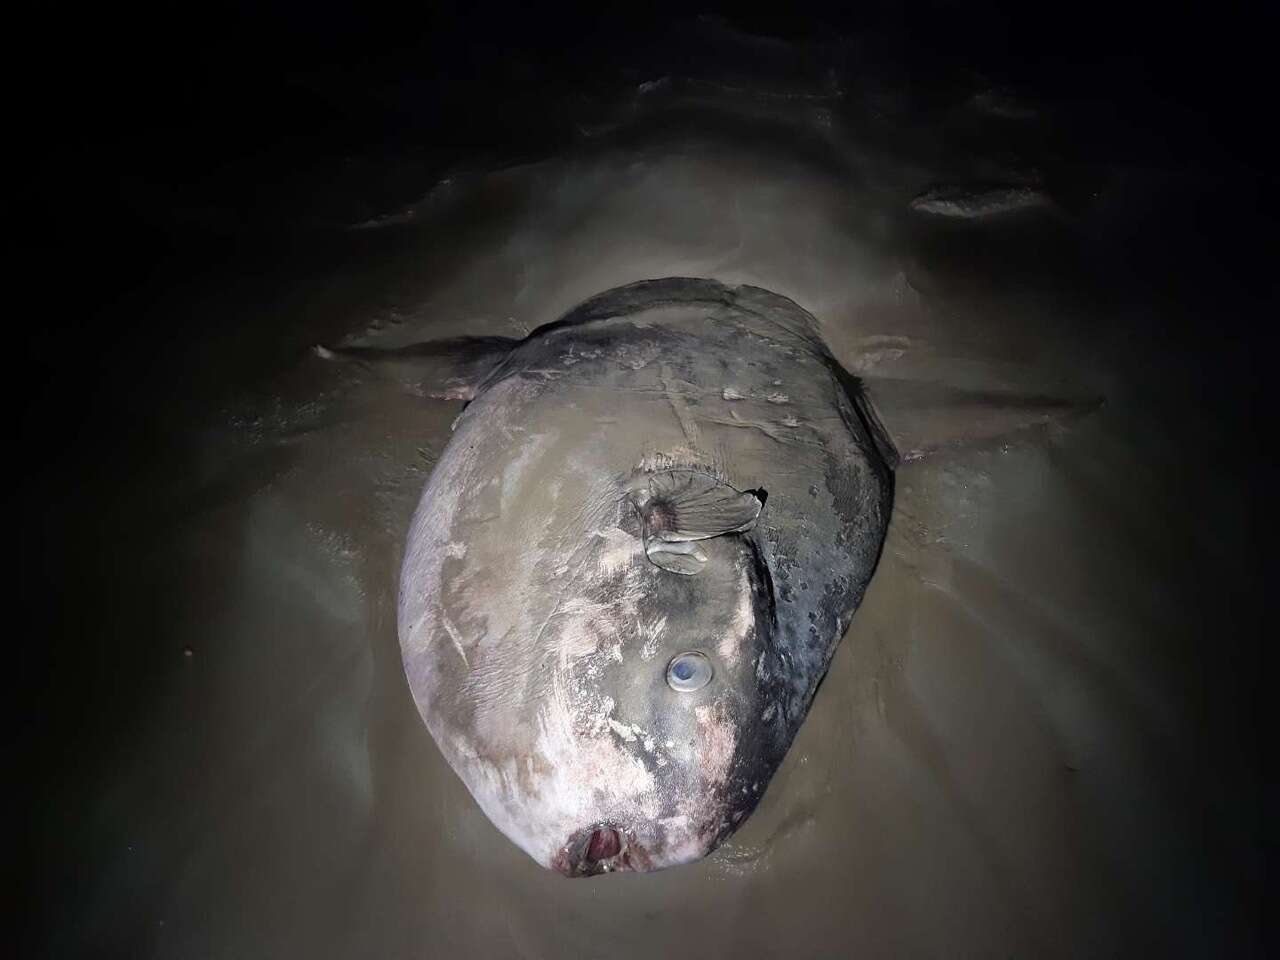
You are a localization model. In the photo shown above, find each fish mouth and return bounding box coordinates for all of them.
[552,825,652,878]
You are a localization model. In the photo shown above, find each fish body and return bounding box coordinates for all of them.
[396,278,893,875]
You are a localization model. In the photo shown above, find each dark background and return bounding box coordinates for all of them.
[18,1,1272,954]
[32,1,1278,442]
[22,1,1275,511]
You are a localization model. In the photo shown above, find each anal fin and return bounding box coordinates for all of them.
[860,376,1102,462]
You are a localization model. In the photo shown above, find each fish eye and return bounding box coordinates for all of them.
[666,652,713,692]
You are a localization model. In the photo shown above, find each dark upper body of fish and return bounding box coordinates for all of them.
[320,277,1086,876]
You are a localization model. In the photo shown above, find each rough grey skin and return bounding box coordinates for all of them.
[395,278,894,876]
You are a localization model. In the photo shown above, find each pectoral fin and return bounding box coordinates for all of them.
[314,336,518,401]
[641,470,763,541]
[645,540,708,575]
[636,470,763,574]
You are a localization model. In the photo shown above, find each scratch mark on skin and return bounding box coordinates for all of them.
[439,605,471,667]
[638,612,668,661]
[722,386,789,404]
[530,533,614,668]
[661,363,701,444]
[702,411,822,446]
[516,375,770,406]
[531,586,574,668]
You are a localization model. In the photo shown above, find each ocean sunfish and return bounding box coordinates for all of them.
[319,277,1080,876]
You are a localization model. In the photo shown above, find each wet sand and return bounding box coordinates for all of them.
[24,14,1265,958]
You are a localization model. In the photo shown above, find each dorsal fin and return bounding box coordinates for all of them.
[313,336,518,401]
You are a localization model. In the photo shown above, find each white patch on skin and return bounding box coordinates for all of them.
[722,386,746,400]
[444,541,467,559]
[545,605,588,666]
[695,702,737,785]
[669,735,694,766]
[614,340,661,370]
[463,670,663,868]
[554,592,635,666]
[609,714,667,760]
[765,391,790,404]
[500,430,551,515]
[719,565,754,665]
[660,829,709,867]
[594,527,642,575]
[609,718,638,742]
